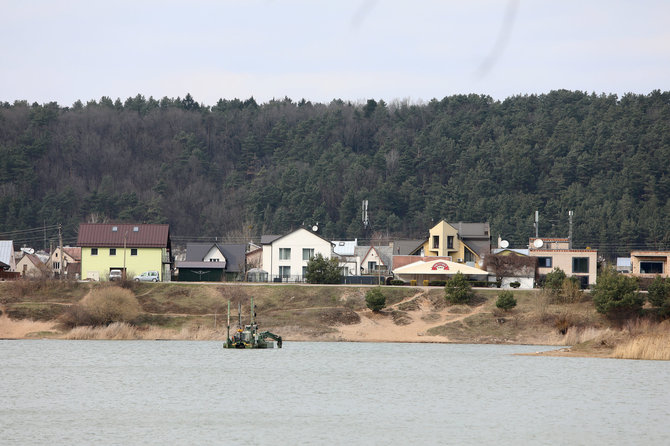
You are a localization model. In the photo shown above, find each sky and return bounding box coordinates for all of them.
[2,0,669,107]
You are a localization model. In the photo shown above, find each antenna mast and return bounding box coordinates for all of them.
[534,211,539,238]
[568,210,574,249]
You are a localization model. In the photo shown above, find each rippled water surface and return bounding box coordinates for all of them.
[1,340,668,445]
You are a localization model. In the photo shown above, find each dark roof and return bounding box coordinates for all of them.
[391,239,426,255]
[261,235,282,244]
[185,243,219,262]
[185,242,246,273]
[77,224,170,248]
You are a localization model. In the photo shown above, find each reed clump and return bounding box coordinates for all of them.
[612,333,670,360]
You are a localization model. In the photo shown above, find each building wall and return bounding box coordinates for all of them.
[531,249,598,285]
[262,229,332,279]
[81,246,164,281]
[425,221,460,257]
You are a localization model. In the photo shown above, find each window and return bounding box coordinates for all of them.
[368,261,377,272]
[464,250,475,263]
[279,248,291,260]
[53,261,60,270]
[447,236,454,249]
[209,258,219,262]
[110,248,117,256]
[538,257,552,268]
[130,248,138,256]
[91,248,98,256]
[303,248,314,261]
[302,266,307,278]
[279,265,290,278]
[572,257,589,274]
[432,236,439,249]
[640,261,664,274]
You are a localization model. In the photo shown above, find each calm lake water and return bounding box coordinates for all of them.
[1,340,668,445]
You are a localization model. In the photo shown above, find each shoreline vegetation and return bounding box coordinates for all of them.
[1,281,669,360]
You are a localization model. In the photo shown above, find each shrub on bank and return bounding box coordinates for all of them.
[445,272,474,304]
[495,291,517,311]
[365,287,387,312]
[62,286,141,327]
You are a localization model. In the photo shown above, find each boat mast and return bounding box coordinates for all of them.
[226,300,230,342]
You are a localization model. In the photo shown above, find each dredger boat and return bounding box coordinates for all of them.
[223,298,282,349]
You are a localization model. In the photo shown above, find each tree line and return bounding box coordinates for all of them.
[1,90,669,259]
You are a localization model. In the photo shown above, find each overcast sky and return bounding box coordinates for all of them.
[2,0,668,106]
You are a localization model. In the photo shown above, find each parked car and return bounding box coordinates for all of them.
[109,269,123,281]
[134,271,160,282]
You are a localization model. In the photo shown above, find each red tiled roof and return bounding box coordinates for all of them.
[77,224,170,248]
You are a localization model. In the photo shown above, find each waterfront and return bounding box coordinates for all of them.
[1,340,668,445]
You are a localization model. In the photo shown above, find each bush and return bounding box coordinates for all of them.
[544,267,566,294]
[495,291,517,311]
[365,287,386,312]
[428,280,446,287]
[592,266,643,322]
[445,272,474,304]
[62,286,141,327]
[304,253,342,284]
[509,281,521,289]
[389,279,406,286]
[647,276,670,307]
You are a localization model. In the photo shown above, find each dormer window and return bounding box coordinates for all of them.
[112,226,118,232]
[133,226,139,232]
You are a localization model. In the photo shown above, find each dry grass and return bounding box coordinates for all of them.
[61,322,228,340]
[612,333,670,360]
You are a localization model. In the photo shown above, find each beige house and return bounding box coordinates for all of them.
[528,237,598,287]
[630,251,669,278]
[17,253,50,278]
[410,221,490,269]
[47,246,81,278]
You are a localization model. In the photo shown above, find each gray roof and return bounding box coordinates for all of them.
[185,243,247,273]
[261,235,282,244]
[390,239,425,255]
[0,240,15,268]
[449,222,490,238]
[355,245,394,268]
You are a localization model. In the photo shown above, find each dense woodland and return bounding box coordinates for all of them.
[1,90,669,259]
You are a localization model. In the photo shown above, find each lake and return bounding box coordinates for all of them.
[1,340,668,445]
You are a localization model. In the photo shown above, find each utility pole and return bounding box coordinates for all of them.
[123,230,127,280]
[58,223,63,278]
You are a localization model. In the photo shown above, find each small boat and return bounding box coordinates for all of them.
[223,298,282,349]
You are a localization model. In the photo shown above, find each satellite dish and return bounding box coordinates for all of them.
[500,240,509,249]
[533,239,544,248]
[312,225,319,232]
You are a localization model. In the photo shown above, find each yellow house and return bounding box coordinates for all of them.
[77,223,172,281]
[410,221,490,269]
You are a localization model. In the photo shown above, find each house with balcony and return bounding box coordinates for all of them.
[261,228,334,282]
[409,221,491,269]
[77,223,172,281]
[630,251,669,278]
